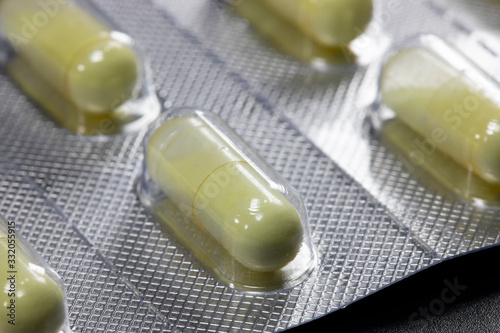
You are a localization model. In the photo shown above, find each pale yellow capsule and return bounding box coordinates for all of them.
[259,0,373,46]
[146,116,305,272]
[381,46,500,184]
[234,0,356,65]
[0,0,139,113]
[0,218,66,333]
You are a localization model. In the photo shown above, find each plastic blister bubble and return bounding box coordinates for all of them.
[137,107,317,292]
[0,213,69,333]
[0,0,160,135]
[374,34,500,207]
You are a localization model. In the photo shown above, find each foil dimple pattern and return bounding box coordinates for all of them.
[0,156,170,332]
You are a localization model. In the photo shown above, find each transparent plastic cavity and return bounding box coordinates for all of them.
[0,0,160,136]
[0,215,70,333]
[232,0,386,68]
[137,108,317,292]
[374,34,500,207]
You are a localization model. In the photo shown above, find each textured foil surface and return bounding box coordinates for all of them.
[1,0,500,332]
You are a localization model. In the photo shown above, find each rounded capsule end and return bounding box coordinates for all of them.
[14,277,66,333]
[311,0,373,46]
[67,39,139,113]
[235,199,304,272]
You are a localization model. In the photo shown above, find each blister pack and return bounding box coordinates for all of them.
[1,0,500,332]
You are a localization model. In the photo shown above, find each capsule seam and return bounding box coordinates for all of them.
[191,160,249,231]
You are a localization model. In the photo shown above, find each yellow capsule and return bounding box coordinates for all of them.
[146,115,305,272]
[234,0,356,65]
[0,218,67,333]
[0,0,139,114]
[0,0,139,113]
[258,0,373,46]
[381,45,500,185]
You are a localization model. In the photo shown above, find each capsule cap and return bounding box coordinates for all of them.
[67,39,140,113]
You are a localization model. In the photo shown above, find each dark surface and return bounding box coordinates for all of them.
[285,245,500,333]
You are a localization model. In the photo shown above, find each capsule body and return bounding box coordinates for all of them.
[0,218,67,333]
[139,109,316,291]
[260,0,373,46]
[381,46,500,184]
